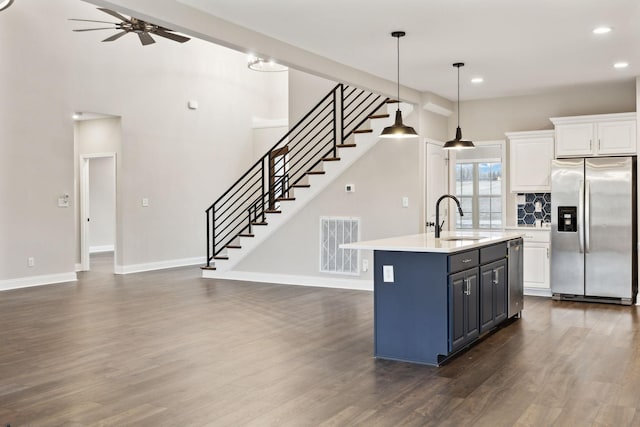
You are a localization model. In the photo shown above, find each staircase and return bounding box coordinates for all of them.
[203,84,410,274]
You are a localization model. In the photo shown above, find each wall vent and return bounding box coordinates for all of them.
[320,217,360,275]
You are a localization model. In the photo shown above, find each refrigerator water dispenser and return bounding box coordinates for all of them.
[557,206,577,232]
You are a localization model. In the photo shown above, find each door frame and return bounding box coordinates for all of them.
[79,153,117,271]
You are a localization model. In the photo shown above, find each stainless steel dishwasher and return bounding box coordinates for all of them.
[507,238,524,317]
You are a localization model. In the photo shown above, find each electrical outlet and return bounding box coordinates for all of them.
[383,265,394,283]
[362,259,369,272]
[27,257,35,267]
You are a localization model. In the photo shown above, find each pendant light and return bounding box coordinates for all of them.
[380,31,418,139]
[444,62,475,149]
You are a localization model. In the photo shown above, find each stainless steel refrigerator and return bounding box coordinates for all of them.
[551,157,637,305]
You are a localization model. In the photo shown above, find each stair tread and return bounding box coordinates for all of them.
[226,244,241,249]
[386,99,400,104]
[200,265,217,270]
[292,184,311,188]
[353,129,373,134]
[368,114,390,119]
[276,197,296,201]
[322,157,341,162]
[251,221,268,225]
[337,143,356,148]
[239,233,255,238]
[213,256,229,260]
[306,171,326,175]
[265,209,281,214]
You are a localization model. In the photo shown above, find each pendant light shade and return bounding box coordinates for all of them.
[380,31,418,139]
[444,62,475,150]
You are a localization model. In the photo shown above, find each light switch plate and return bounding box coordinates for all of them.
[383,265,394,283]
[142,198,149,207]
[402,197,409,208]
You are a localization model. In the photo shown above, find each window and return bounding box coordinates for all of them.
[453,143,504,230]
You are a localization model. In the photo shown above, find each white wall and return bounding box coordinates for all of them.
[0,0,291,282]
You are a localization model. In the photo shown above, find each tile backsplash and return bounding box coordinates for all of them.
[517,193,551,225]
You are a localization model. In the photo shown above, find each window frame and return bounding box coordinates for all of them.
[448,140,507,231]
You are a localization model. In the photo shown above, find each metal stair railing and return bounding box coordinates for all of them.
[205,83,388,266]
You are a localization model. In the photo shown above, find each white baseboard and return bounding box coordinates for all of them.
[90,245,114,253]
[115,257,205,275]
[75,263,83,272]
[202,270,373,292]
[524,287,552,297]
[0,272,77,292]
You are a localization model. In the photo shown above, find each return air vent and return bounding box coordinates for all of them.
[320,217,360,275]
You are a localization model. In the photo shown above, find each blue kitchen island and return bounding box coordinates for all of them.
[344,231,524,366]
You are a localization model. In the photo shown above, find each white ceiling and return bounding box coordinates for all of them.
[177,0,640,101]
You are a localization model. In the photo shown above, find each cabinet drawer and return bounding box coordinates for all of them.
[480,242,507,264]
[521,230,550,243]
[449,250,479,274]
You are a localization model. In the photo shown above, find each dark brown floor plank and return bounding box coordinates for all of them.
[1,253,640,425]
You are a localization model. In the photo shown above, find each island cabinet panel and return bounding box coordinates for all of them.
[372,239,519,366]
[448,268,479,353]
[374,251,449,366]
[479,259,507,334]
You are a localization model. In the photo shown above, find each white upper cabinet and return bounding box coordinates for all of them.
[551,113,637,158]
[507,130,554,193]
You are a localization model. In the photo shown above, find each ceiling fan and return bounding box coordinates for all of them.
[70,8,191,46]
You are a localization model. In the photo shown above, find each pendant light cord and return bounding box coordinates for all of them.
[396,35,400,112]
[457,65,460,127]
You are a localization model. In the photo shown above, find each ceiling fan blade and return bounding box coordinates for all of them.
[138,32,155,46]
[69,19,118,24]
[97,8,130,22]
[73,27,116,32]
[151,29,190,43]
[102,31,129,42]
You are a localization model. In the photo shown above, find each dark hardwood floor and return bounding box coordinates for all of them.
[1,258,639,426]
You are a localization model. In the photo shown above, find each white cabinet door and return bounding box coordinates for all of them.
[523,242,550,289]
[552,113,637,157]
[597,120,637,155]
[508,132,554,192]
[554,123,593,157]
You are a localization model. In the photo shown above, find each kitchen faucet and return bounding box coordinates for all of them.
[435,195,464,238]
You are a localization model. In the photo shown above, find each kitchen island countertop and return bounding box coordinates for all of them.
[342,230,524,254]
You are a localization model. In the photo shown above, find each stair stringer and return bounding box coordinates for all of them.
[203,102,413,277]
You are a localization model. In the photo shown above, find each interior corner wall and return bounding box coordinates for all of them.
[449,79,637,226]
[420,109,450,143]
[1,0,289,282]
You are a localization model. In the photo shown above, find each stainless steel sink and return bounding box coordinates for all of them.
[439,236,485,241]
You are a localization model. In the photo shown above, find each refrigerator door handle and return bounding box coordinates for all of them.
[585,180,591,253]
[578,180,585,253]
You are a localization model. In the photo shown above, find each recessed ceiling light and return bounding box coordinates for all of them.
[471,77,484,84]
[593,26,612,35]
[614,62,629,69]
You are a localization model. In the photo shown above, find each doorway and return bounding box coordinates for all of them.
[79,153,116,272]
[269,146,289,210]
